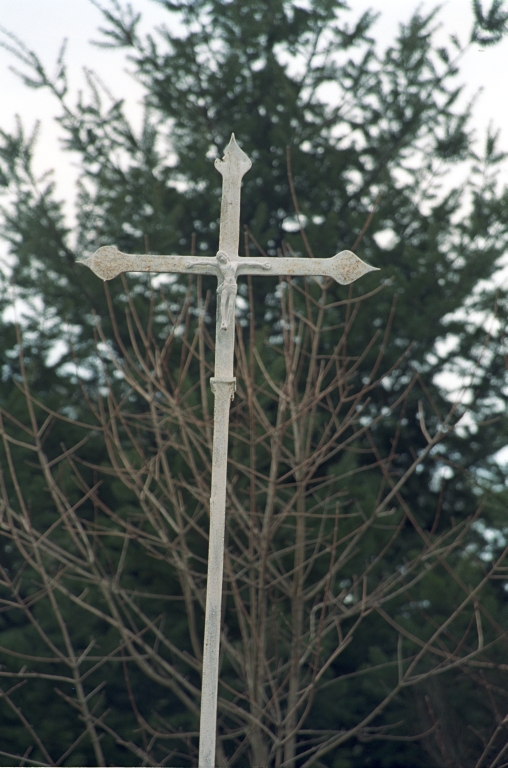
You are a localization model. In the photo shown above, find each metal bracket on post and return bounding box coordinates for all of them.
[210,377,236,401]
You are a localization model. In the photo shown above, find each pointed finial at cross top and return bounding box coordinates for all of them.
[78,134,378,768]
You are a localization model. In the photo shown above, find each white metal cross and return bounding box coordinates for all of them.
[79,134,377,767]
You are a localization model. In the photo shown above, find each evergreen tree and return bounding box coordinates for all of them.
[0,1,508,765]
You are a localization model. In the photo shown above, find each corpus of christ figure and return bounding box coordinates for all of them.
[79,133,378,768]
[185,250,271,329]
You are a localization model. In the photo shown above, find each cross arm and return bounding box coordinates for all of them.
[77,245,220,281]
[237,250,378,285]
[78,246,377,287]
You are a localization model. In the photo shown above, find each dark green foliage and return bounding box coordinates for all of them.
[472,0,508,45]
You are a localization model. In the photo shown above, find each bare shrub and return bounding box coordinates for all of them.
[0,268,506,767]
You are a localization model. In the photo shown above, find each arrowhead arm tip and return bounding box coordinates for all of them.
[77,245,124,281]
[330,250,379,285]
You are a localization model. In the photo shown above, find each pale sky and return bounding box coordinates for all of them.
[1,0,508,227]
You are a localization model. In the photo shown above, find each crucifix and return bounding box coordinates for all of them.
[79,134,377,767]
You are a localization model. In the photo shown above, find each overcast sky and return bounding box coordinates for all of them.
[1,0,508,227]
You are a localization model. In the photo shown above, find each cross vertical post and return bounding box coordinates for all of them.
[197,138,251,768]
[78,134,378,767]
